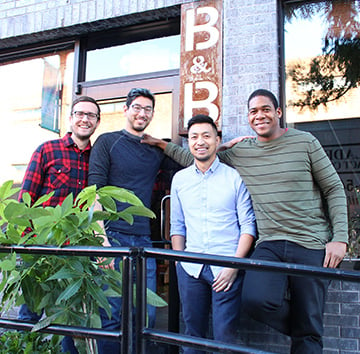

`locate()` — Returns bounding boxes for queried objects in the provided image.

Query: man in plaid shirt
[18,95,101,354]
[19,96,100,206]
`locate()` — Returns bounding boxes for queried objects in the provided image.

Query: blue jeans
[242,240,328,354]
[97,231,157,354]
[19,304,78,353]
[177,263,243,354]
[18,304,42,322]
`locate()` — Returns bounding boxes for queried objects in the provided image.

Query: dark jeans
[242,240,328,354]
[177,263,243,354]
[97,230,157,354]
[18,304,78,353]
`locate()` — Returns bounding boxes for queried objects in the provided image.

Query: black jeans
[242,240,328,354]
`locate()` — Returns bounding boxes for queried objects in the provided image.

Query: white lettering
[185,7,220,52]
[184,81,219,124]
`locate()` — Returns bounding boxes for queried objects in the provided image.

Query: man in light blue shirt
[170,114,257,353]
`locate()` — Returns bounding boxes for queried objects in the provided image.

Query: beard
[72,128,95,142]
[133,125,147,132]
[194,154,212,162]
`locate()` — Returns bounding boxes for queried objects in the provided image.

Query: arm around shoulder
[141,134,169,150]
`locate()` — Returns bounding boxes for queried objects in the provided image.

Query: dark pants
[97,231,157,354]
[18,304,78,353]
[177,263,243,354]
[242,240,328,354]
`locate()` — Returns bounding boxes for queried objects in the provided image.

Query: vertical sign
[179,0,223,135]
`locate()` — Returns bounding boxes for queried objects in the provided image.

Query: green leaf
[46,267,82,281]
[86,279,112,318]
[117,212,134,225]
[88,312,102,329]
[0,253,17,271]
[146,288,167,307]
[98,195,117,212]
[98,186,144,206]
[6,270,21,285]
[26,207,52,219]
[37,292,52,311]
[121,205,156,218]
[67,258,84,273]
[60,193,74,216]
[32,191,55,207]
[32,312,61,332]
[55,278,83,304]
[0,232,21,245]
[103,268,123,282]
[32,215,58,228]
[66,213,80,227]
[75,185,97,208]
[22,192,32,207]
[3,202,31,226]
[0,180,20,200]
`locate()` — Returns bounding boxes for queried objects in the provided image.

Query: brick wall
[324,275,360,353]
[236,263,360,354]
[222,0,279,140]
[0,0,192,39]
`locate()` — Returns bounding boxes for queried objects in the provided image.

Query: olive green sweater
[165,128,348,249]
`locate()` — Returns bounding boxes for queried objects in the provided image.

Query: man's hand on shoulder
[323,241,347,268]
[141,134,168,150]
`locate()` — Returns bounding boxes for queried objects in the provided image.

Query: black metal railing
[0,244,359,353]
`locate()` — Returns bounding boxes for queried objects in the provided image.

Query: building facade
[1,0,360,353]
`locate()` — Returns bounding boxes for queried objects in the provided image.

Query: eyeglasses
[72,111,99,121]
[131,104,153,115]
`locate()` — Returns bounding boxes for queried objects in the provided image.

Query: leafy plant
[0,180,167,353]
[0,330,62,354]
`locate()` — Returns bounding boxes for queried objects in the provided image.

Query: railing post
[135,248,147,354]
[168,260,180,354]
[121,255,133,354]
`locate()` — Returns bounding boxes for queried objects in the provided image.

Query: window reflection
[94,93,173,142]
[0,51,74,184]
[86,35,180,81]
[284,0,360,123]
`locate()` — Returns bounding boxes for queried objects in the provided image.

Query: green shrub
[0,181,166,353]
[0,331,62,354]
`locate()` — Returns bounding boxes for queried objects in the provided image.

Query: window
[76,21,181,144]
[86,35,180,81]
[0,50,74,184]
[283,0,360,219]
[284,0,360,123]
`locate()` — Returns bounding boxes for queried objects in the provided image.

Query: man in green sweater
[142,89,348,353]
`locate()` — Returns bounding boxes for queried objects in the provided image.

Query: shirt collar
[62,132,91,151]
[122,129,143,142]
[193,156,220,174]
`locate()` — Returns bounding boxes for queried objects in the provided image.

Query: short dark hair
[126,88,155,109]
[187,114,218,135]
[71,96,101,118]
[248,89,279,109]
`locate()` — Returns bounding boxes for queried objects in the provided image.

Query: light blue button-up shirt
[170,157,257,278]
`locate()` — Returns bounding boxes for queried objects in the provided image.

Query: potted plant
[0,180,166,353]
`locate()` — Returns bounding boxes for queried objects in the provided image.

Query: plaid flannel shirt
[19,132,91,207]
